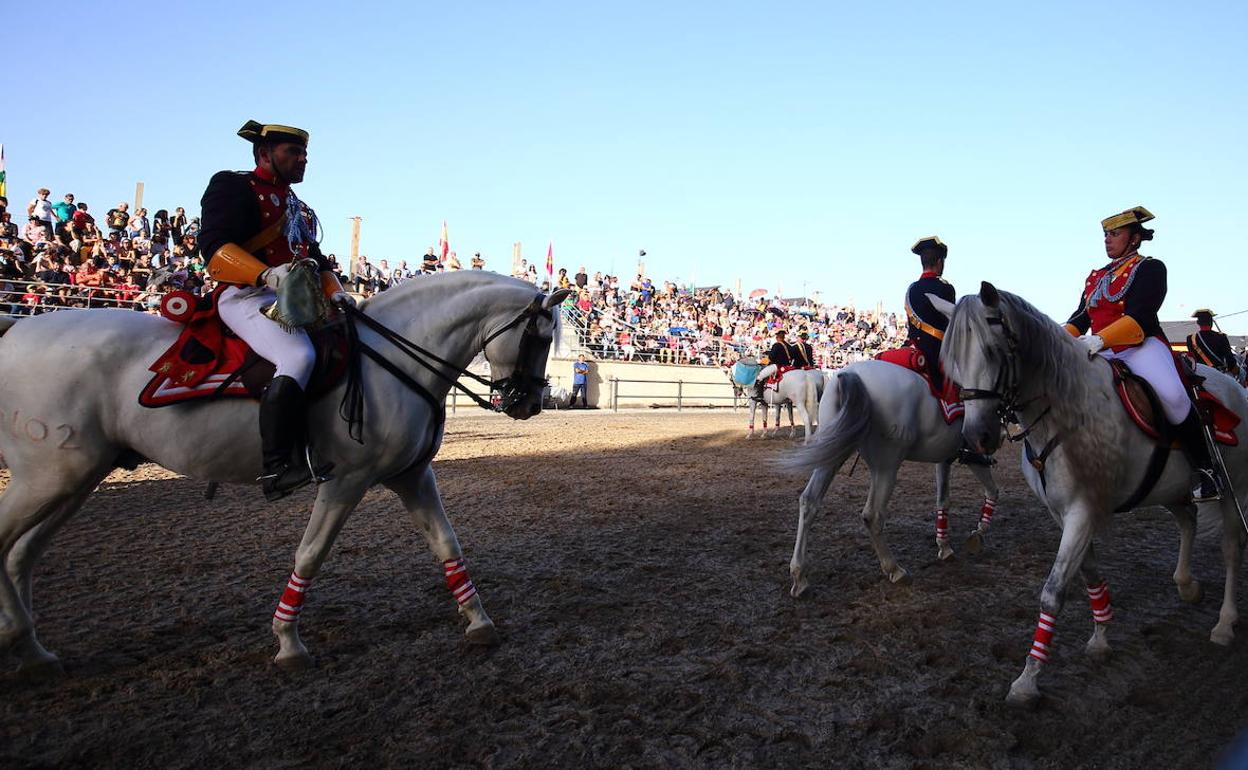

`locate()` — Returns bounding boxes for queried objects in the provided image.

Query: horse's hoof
[16,657,64,682]
[466,620,500,647]
[888,568,912,585]
[273,652,315,673]
[1005,684,1041,708]
[1178,580,1203,604]
[790,577,809,599]
[937,543,956,561]
[1085,642,1112,662]
[966,530,985,555]
[1211,625,1235,647]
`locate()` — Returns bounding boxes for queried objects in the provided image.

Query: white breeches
[217,285,316,389]
[1100,336,1191,424]
[757,364,777,382]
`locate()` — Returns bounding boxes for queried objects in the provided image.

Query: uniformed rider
[199,121,355,501]
[1187,309,1239,378]
[792,330,816,369]
[905,236,956,392]
[755,329,793,401]
[1065,206,1219,502]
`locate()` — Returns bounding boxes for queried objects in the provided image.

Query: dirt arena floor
[3,409,1248,769]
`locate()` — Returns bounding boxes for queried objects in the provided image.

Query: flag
[439,221,449,263]
[512,241,522,275]
[0,145,6,199]
[545,241,554,284]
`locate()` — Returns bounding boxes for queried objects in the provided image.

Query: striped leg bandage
[935,508,949,542]
[1029,611,1056,663]
[979,498,997,527]
[1087,580,1113,624]
[444,557,478,606]
[274,571,312,623]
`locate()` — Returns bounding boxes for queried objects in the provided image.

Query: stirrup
[1192,469,1222,503]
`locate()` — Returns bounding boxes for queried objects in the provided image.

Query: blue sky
[4,1,1246,329]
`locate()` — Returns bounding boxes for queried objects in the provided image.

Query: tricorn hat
[237,120,309,147]
[1101,206,1153,232]
[911,236,948,259]
[1192,308,1215,324]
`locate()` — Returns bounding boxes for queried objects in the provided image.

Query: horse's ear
[926,293,955,321]
[543,289,573,309]
[979,281,1000,309]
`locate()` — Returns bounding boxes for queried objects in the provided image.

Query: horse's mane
[944,289,1124,504]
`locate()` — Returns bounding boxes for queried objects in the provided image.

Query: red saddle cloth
[140,289,349,408]
[1110,355,1240,446]
[766,364,796,386]
[875,345,964,424]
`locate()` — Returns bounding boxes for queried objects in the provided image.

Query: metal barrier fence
[607,377,740,412]
[0,277,159,315]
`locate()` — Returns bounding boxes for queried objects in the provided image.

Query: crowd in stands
[515,261,907,368]
[0,187,904,368]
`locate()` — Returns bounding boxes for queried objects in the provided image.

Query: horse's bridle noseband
[479,296,556,412]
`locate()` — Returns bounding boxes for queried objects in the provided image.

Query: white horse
[0,271,572,675]
[787,359,1001,596]
[727,361,823,442]
[942,282,1248,706]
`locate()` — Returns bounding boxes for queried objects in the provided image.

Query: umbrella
[748,289,767,299]
[768,307,787,318]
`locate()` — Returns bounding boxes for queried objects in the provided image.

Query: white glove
[260,263,293,291]
[331,290,357,308]
[1079,335,1106,358]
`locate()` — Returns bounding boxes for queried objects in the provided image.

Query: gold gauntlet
[207,243,269,286]
[1096,315,1146,348]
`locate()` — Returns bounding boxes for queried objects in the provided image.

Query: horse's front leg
[791,468,833,598]
[934,461,954,561]
[1165,503,1203,604]
[1078,545,1114,661]
[271,480,368,671]
[1211,498,1245,645]
[386,465,499,646]
[746,400,758,439]
[966,463,1000,554]
[1008,505,1096,707]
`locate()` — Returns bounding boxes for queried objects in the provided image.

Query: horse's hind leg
[1165,502,1203,604]
[934,462,954,561]
[0,480,96,674]
[790,467,834,598]
[1211,500,1245,646]
[386,464,499,646]
[863,457,909,584]
[270,480,367,671]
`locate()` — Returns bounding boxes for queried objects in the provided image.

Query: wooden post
[134,181,144,212]
[349,217,361,278]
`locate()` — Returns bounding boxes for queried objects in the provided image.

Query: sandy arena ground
[2,409,1247,768]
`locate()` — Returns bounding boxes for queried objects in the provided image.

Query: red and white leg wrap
[1029,611,1056,663]
[1087,580,1113,624]
[979,498,997,528]
[273,571,312,624]
[444,557,478,606]
[935,508,949,542]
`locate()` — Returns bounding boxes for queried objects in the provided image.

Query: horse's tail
[803,372,820,431]
[785,370,870,474]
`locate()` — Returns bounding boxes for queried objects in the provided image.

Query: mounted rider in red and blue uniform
[906,236,956,394]
[199,120,356,502]
[1187,309,1239,379]
[1065,205,1220,502]
[754,329,794,401]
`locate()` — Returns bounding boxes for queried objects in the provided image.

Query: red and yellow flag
[439,221,449,263]
[545,241,554,283]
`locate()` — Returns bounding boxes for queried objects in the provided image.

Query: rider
[905,236,955,393]
[792,330,817,369]
[1187,309,1239,378]
[199,120,355,501]
[1065,206,1219,502]
[755,329,793,401]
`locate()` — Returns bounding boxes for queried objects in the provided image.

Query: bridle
[337,294,556,440]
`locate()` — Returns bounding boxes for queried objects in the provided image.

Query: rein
[335,295,553,443]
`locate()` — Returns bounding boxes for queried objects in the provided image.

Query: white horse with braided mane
[787,357,1001,596]
[942,282,1248,706]
[0,271,572,676]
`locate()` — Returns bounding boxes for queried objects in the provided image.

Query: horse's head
[482,288,573,419]
[940,281,1017,454]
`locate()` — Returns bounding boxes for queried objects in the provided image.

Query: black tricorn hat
[1193,308,1215,324]
[911,236,948,259]
[237,120,309,147]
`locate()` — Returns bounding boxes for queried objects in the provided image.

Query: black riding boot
[1176,408,1221,503]
[754,380,766,403]
[957,439,997,467]
[259,376,333,502]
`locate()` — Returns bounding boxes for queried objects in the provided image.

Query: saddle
[875,345,964,424]
[766,364,796,387]
[139,288,350,408]
[1110,355,1239,446]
